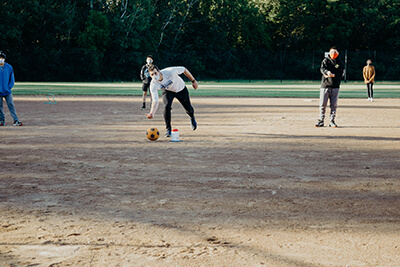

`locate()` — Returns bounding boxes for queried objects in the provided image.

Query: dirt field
[1,95,399,267]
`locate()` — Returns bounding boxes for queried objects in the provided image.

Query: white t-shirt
[149,66,186,103]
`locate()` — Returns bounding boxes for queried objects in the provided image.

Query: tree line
[0,0,399,82]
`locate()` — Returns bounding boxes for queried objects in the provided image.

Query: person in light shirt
[146,65,198,137]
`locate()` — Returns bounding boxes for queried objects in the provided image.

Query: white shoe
[370,98,374,102]
[367,98,371,101]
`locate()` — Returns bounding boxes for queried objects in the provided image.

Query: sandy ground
[0,95,399,267]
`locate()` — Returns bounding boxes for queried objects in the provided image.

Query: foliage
[0,0,399,81]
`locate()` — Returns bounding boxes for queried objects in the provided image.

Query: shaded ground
[1,96,399,266]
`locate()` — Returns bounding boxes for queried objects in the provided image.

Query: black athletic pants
[162,87,194,131]
[367,83,373,98]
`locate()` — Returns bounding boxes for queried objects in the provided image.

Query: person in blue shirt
[0,52,23,126]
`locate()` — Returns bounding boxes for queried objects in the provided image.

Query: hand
[192,80,198,90]
[325,71,335,78]
[146,113,153,119]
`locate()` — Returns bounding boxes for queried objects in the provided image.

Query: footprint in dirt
[206,236,230,245]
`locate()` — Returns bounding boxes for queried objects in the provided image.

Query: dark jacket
[320,56,345,88]
[140,64,152,84]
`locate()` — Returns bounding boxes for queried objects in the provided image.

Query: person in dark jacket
[315,46,345,128]
[0,52,22,126]
[140,55,153,110]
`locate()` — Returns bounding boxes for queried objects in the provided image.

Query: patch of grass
[12,81,400,98]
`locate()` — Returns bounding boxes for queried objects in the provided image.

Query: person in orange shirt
[363,59,375,102]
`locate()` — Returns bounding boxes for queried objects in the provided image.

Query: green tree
[78,10,110,52]
[78,9,111,80]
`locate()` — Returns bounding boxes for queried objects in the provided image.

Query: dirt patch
[1,95,399,266]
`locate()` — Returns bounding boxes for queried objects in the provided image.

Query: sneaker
[0,122,4,126]
[315,120,324,127]
[165,129,171,137]
[367,98,370,101]
[329,121,338,128]
[13,121,23,126]
[370,98,374,102]
[141,103,146,110]
[191,117,197,131]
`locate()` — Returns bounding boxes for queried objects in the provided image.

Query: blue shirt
[0,63,15,96]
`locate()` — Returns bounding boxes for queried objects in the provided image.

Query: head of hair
[0,51,6,59]
[329,46,338,52]
[148,64,159,72]
[147,55,153,59]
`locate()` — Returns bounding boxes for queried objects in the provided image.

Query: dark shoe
[13,121,23,126]
[165,129,171,137]
[191,117,197,131]
[141,103,146,110]
[315,120,324,127]
[329,121,338,128]
[0,122,4,126]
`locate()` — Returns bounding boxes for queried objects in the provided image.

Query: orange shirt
[363,65,375,84]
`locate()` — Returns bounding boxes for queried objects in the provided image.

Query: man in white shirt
[145,65,198,137]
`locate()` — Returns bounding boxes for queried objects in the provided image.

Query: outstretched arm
[145,86,159,119]
[183,68,198,89]
[146,100,159,119]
